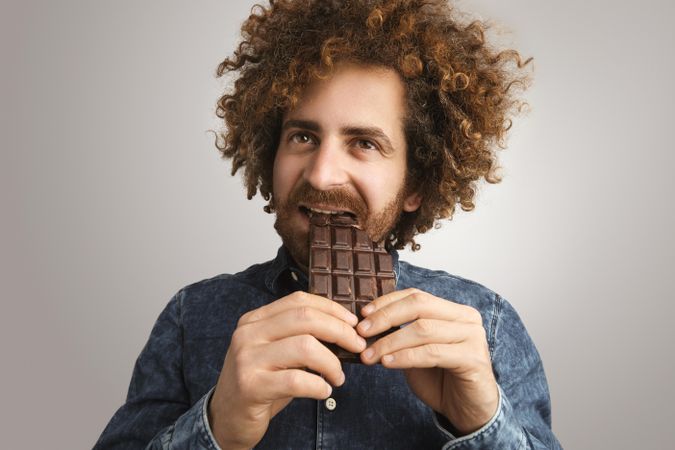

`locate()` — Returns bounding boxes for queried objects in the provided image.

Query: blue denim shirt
[95,246,562,449]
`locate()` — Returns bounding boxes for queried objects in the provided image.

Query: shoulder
[397,259,533,357]
[397,259,513,345]
[398,259,501,310]
[166,258,277,329]
[179,259,273,299]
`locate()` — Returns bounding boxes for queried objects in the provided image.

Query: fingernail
[383,354,394,364]
[325,383,333,397]
[346,312,358,325]
[357,336,367,349]
[361,304,373,315]
[359,320,371,332]
[363,348,374,360]
[338,372,345,385]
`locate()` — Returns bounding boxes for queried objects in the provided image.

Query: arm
[95,290,364,449]
[434,294,562,450]
[93,290,219,449]
[357,289,563,449]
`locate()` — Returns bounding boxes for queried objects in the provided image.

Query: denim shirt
[95,246,562,449]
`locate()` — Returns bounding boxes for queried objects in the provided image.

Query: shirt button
[290,271,299,282]
[324,397,337,411]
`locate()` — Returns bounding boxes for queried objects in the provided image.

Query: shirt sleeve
[93,290,220,449]
[432,294,563,450]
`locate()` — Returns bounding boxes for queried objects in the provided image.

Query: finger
[360,319,480,365]
[250,306,366,354]
[255,335,345,387]
[359,288,416,316]
[358,290,483,337]
[239,291,358,327]
[259,368,334,401]
[378,343,470,369]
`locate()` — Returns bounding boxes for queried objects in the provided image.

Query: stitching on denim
[519,428,529,449]
[488,293,502,359]
[316,399,323,450]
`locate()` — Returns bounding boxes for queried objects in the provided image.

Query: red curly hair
[214,0,532,250]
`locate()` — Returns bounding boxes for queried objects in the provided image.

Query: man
[96,0,562,448]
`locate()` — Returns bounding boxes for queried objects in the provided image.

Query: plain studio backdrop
[1,0,673,448]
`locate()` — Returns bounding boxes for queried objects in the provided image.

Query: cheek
[356,164,406,209]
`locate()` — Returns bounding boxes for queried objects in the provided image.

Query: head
[214,0,531,261]
[272,63,422,268]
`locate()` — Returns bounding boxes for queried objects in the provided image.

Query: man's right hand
[207,291,366,450]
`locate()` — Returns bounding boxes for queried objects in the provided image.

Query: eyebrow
[281,119,396,155]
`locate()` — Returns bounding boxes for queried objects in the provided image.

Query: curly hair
[214,0,532,251]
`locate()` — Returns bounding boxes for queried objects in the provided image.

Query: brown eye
[290,132,314,144]
[355,139,377,151]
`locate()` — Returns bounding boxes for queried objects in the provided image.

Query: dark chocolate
[308,213,396,363]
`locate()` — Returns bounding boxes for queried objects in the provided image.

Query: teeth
[307,207,349,215]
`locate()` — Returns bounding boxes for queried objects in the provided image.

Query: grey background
[1,0,673,448]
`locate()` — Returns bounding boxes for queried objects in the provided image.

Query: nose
[303,138,349,190]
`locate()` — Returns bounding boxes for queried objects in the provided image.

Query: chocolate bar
[308,213,397,363]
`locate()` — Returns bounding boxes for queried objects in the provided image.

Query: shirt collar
[264,246,304,294]
[264,244,401,296]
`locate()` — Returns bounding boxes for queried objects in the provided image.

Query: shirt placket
[315,376,344,450]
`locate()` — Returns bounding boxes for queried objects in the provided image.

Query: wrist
[208,388,249,450]
[444,383,500,435]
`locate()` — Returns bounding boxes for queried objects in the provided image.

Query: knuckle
[230,327,248,349]
[409,291,423,304]
[233,347,252,370]
[399,347,415,363]
[426,343,441,359]
[378,306,393,326]
[284,370,302,392]
[414,319,435,337]
[236,370,249,389]
[284,291,306,307]
[295,291,310,302]
[295,305,313,321]
[406,287,422,296]
[233,361,254,393]
[237,309,258,326]
[297,334,316,356]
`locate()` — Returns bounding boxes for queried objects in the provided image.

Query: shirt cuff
[202,386,222,449]
[432,384,527,450]
[152,386,221,449]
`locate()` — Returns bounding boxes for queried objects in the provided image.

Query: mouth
[298,205,357,219]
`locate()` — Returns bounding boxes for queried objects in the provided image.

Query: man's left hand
[357,288,499,435]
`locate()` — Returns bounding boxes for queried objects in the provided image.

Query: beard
[273,181,407,270]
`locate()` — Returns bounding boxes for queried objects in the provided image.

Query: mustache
[288,182,367,218]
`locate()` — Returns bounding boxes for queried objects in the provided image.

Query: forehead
[283,64,408,140]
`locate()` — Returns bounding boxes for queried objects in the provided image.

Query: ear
[402,192,422,212]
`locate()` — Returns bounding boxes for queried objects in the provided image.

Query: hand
[357,288,499,435]
[208,291,367,450]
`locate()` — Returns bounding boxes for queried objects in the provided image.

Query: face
[272,63,422,270]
